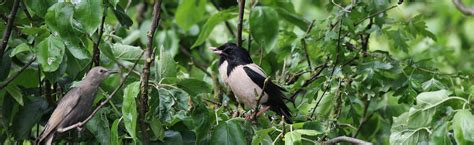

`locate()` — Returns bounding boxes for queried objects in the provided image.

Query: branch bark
[453,0,474,16]
[0,0,21,65]
[58,51,144,133]
[138,0,162,144]
[0,56,36,90]
[324,136,372,145]
[237,0,245,47]
[92,4,108,66]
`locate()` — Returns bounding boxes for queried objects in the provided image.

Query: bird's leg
[245,106,270,121]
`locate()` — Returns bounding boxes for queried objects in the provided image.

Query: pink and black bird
[210,43,292,123]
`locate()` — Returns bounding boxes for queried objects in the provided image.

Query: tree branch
[237,0,245,47]
[92,4,108,66]
[0,0,21,65]
[0,56,36,90]
[289,63,327,101]
[57,51,144,133]
[324,136,372,145]
[138,0,162,144]
[453,0,474,16]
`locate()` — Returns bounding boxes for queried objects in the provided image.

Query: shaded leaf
[192,8,238,48]
[74,0,103,35]
[122,82,140,142]
[36,35,65,72]
[453,110,474,144]
[175,0,206,31]
[210,119,247,145]
[250,6,279,52]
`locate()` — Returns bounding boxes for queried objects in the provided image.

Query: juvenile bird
[210,43,292,123]
[37,67,116,145]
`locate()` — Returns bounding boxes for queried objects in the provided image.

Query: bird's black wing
[243,66,292,123]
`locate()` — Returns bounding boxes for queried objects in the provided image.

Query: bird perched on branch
[210,43,292,123]
[37,67,116,145]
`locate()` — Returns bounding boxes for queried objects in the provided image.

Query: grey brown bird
[210,43,292,123]
[37,66,116,145]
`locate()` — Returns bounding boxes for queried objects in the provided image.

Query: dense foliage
[0,0,473,144]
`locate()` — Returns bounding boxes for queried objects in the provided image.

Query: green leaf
[36,35,65,72]
[250,6,279,52]
[5,85,23,106]
[24,0,56,17]
[149,118,164,141]
[154,88,191,123]
[175,0,206,31]
[74,0,103,35]
[389,128,430,145]
[192,8,238,48]
[211,119,247,145]
[12,98,48,140]
[110,118,122,145]
[9,43,31,57]
[293,129,321,136]
[85,108,110,145]
[45,2,89,60]
[284,131,302,145]
[112,5,133,28]
[415,89,450,108]
[157,48,177,80]
[432,121,451,145]
[421,78,445,91]
[122,82,140,142]
[177,79,210,96]
[111,43,144,61]
[453,110,474,144]
[251,128,274,145]
[274,7,308,30]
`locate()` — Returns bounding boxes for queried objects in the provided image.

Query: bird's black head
[209,42,253,65]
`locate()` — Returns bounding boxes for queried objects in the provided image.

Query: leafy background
[0,0,473,144]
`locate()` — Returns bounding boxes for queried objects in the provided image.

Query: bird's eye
[100,69,105,73]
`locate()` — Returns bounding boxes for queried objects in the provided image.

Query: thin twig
[237,0,245,47]
[353,99,372,138]
[0,56,36,90]
[57,51,144,133]
[92,4,108,66]
[290,63,327,101]
[138,1,162,144]
[324,136,372,145]
[302,20,316,71]
[253,77,271,121]
[453,0,474,16]
[0,0,21,65]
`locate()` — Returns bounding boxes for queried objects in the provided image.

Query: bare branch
[138,0,163,144]
[0,0,21,65]
[237,0,245,47]
[92,4,108,66]
[453,0,474,16]
[324,136,372,145]
[0,56,36,90]
[57,51,144,133]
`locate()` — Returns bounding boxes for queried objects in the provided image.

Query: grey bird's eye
[100,69,106,73]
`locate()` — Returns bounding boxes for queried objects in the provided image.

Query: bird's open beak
[108,71,118,74]
[209,47,223,55]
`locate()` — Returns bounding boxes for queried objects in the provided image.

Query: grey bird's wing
[38,87,83,143]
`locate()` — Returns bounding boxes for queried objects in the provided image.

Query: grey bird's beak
[108,70,118,75]
[209,47,223,55]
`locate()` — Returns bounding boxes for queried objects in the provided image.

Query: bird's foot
[244,113,257,124]
[77,126,83,132]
